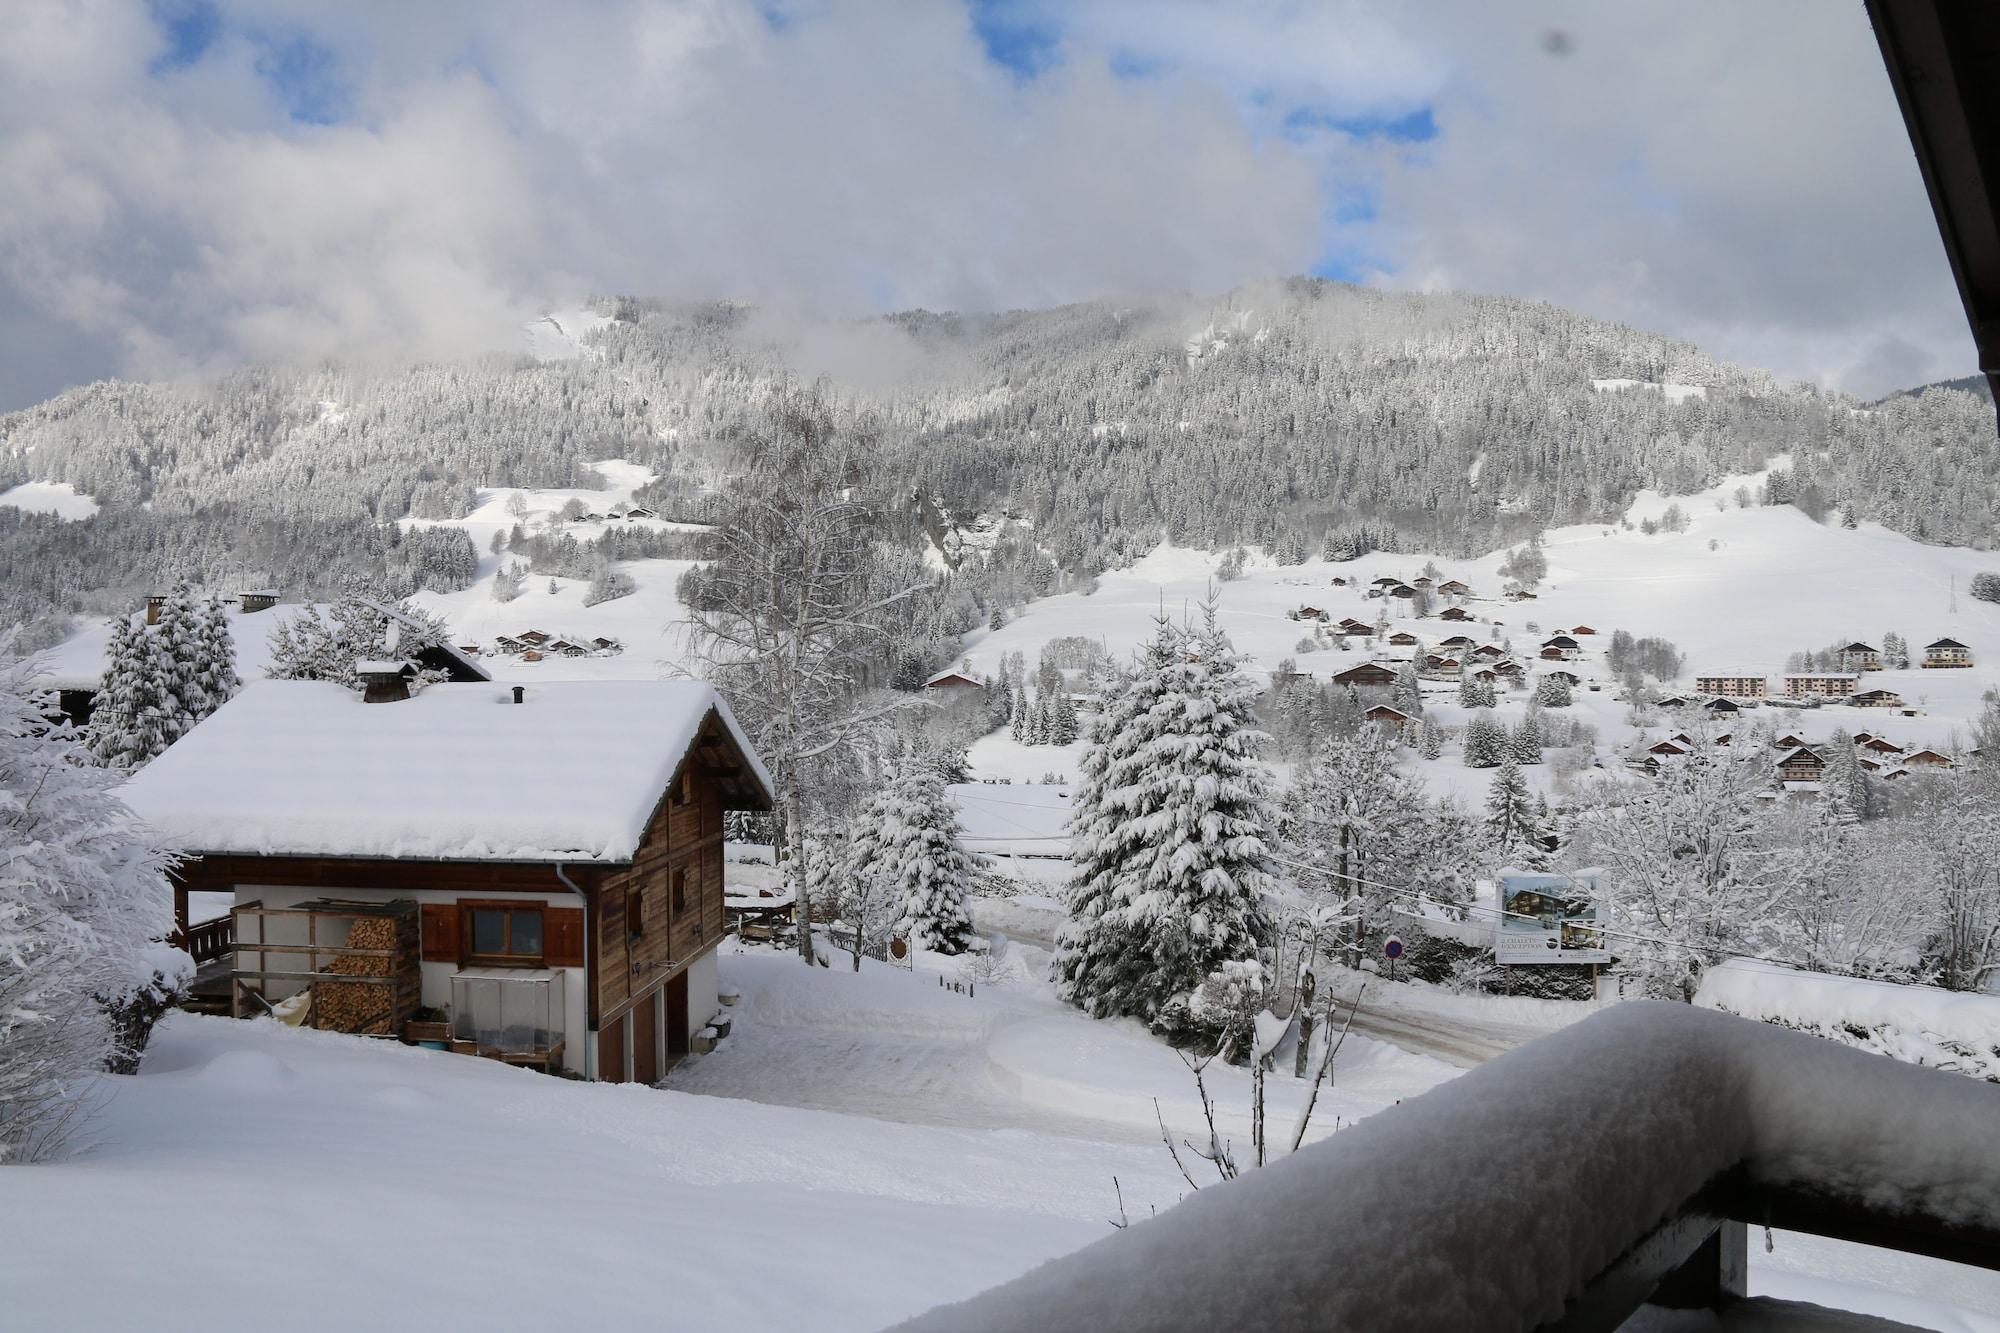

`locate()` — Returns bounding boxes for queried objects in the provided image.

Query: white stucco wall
[230,885,590,1072]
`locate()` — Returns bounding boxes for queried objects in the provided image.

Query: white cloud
[0,0,1328,407]
[0,0,1974,407]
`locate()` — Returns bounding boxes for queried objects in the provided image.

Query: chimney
[356,660,416,704]
[511,686,525,704]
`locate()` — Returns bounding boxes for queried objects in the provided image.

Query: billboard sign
[1493,871,1609,964]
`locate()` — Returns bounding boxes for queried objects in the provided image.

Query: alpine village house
[121,674,773,1083]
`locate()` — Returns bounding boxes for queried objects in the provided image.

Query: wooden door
[666,970,690,1057]
[633,989,658,1085]
[597,1015,626,1084]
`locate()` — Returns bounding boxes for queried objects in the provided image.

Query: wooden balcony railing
[896,1002,2000,1332]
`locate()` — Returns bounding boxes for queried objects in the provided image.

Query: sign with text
[1494,872,1609,964]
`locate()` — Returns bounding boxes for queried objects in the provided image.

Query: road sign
[1382,935,1405,961]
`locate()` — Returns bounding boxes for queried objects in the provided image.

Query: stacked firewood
[315,916,402,1035]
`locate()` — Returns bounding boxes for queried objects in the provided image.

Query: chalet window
[467,906,544,964]
[627,889,645,938]
[672,867,689,917]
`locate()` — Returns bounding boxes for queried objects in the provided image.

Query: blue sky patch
[968,0,1060,80]
[147,0,221,73]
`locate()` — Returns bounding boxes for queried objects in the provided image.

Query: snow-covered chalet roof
[120,679,772,863]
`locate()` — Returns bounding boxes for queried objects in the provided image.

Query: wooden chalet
[625,505,659,520]
[1903,748,1955,769]
[1387,631,1420,647]
[1571,625,1597,636]
[1544,669,1581,686]
[1923,638,1974,668]
[1296,606,1326,622]
[1859,736,1905,755]
[1338,618,1373,635]
[1507,589,1538,602]
[1388,584,1417,600]
[1492,660,1524,678]
[1329,576,1349,587]
[1539,646,1568,661]
[1330,662,1398,688]
[1364,704,1413,731]
[1774,733,1809,750]
[1473,644,1506,660]
[1704,697,1742,714]
[1835,642,1883,672]
[1850,688,1903,709]
[1541,635,1580,659]
[1647,739,1690,757]
[1440,606,1472,622]
[1437,580,1472,597]
[1775,747,1826,782]
[1655,695,1690,709]
[1437,635,1477,651]
[517,630,552,646]
[236,588,281,614]
[922,669,985,691]
[124,680,773,1084]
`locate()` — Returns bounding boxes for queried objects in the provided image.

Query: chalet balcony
[898,1003,2000,1331]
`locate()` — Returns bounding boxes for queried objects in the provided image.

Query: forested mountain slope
[3,279,1995,642]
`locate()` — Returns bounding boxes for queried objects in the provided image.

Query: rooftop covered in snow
[120,679,771,863]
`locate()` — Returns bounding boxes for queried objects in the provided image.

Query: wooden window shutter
[546,907,585,967]
[420,903,460,963]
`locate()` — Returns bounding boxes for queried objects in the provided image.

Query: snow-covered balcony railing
[899,1003,2000,1333]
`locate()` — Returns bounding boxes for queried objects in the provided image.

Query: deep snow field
[6,929,1998,1330]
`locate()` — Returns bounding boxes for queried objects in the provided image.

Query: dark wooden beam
[1868,0,2000,406]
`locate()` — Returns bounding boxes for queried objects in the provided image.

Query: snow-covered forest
[5,281,1999,649]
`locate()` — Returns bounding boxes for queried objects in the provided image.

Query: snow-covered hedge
[1697,959,2000,1083]
[896,1002,2000,1331]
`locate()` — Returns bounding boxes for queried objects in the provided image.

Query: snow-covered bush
[581,560,636,607]
[1,655,188,1162]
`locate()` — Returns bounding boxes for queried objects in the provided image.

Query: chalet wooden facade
[1775,747,1826,783]
[125,679,772,1085]
[1331,662,1398,688]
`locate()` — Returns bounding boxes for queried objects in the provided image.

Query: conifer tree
[193,596,240,718]
[150,584,203,743]
[844,757,978,954]
[90,617,171,769]
[1056,606,1274,1027]
[1009,685,1029,742]
[1393,662,1423,717]
[1535,673,1573,708]
[1485,756,1549,868]
[1462,712,1505,768]
[1049,691,1080,745]
[1511,712,1545,764]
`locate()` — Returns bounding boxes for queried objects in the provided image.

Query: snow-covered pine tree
[193,596,240,720]
[1820,731,1871,823]
[150,583,203,744]
[1535,673,1572,708]
[1485,756,1549,869]
[1510,712,1544,764]
[1049,691,1080,745]
[1462,712,1505,767]
[1458,668,1481,708]
[2,653,187,1161]
[1418,718,1443,760]
[1393,662,1423,717]
[1009,685,1028,742]
[843,757,978,955]
[1056,605,1275,1029]
[268,582,451,688]
[89,616,172,769]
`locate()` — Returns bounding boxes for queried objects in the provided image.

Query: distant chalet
[1923,638,1974,668]
[121,679,772,1084]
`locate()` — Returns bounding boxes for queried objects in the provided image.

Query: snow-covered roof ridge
[120,679,771,863]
